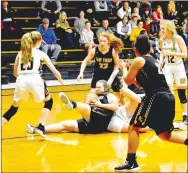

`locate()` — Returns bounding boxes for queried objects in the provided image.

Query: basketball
[85,93,99,104]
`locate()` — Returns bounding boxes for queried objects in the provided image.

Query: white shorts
[13,74,48,103]
[163,62,187,87]
[107,106,131,133]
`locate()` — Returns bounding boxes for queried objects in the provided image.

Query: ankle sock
[70,99,77,108]
[127,153,136,161]
[38,123,44,130]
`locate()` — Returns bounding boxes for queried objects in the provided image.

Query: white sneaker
[173,122,187,131]
[59,92,73,110]
[27,124,36,134]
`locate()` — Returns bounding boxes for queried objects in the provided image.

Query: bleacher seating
[1,1,187,85]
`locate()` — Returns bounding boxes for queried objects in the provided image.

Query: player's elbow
[124,77,133,85]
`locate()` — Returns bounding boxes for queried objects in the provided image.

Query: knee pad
[44,98,53,111]
[177,89,187,104]
[3,105,18,121]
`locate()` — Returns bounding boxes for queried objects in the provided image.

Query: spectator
[1,1,24,38]
[152,5,163,22]
[40,1,62,25]
[143,17,151,35]
[133,7,141,19]
[74,10,88,47]
[55,11,75,49]
[151,5,163,35]
[117,2,131,20]
[140,1,152,19]
[79,21,96,53]
[94,1,109,22]
[96,19,113,37]
[38,18,61,62]
[128,13,140,30]
[142,7,152,23]
[163,3,178,23]
[130,20,145,43]
[115,15,132,46]
[74,10,88,35]
[78,1,100,26]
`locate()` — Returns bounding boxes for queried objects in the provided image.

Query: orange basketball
[85,93,99,104]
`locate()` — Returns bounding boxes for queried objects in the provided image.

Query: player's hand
[162,50,171,56]
[51,44,55,51]
[89,100,101,107]
[77,73,83,81]
[58,78,64,85]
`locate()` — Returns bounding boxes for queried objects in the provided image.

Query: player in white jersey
[2,31,64,136]
[159,20,188,124]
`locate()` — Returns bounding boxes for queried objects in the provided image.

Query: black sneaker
[35,123,46,137]
[183,115,188,125]
[114,160,140,172]
[59,92,73,110]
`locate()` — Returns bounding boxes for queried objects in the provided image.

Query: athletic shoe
[35,123,46,137]
[59,92,73,110]
[27,124,36,134]
[173,122,187,131]
[114,160,140,172]
[183,115,188,125]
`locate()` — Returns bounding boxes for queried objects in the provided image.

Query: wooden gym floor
[1,84,187,172]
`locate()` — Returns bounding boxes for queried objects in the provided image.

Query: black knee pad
[177,89,187,104]
[44,98,53,111]
[3,105,18,121]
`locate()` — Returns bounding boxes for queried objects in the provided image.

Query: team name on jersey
[96,57,112,63]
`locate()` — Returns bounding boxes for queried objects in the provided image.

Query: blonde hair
[161,19,177,35]
[21,31,42,64]
[160,20,177,51]
[59,11,67,22]
[98,33,124,53]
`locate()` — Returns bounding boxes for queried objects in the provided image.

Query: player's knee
[177,89,187,104]
[158,127,173,141]
[3,105,19,121]
[44,97,53,111]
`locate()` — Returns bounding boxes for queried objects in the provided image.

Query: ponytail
[21,33,33,64]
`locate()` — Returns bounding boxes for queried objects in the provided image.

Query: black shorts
[91,74,109,89]
[91,71,124,92]
[77,107,112,134]
[130,92,175,135]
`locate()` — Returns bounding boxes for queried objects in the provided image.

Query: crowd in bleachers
[1,1,188,62]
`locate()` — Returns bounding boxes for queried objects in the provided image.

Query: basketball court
[1,81,187,172]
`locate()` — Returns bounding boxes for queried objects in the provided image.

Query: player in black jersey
[115,34,188,172]
[77,32,124,93]
[28,80,119,135]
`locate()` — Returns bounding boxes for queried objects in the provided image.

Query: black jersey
[93,46,114,78]
[136,55,170,94]
[92,93,114,117]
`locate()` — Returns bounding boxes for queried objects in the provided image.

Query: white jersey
[18,48,44,75]
[13,48,49,103]
[162,39,183,65]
